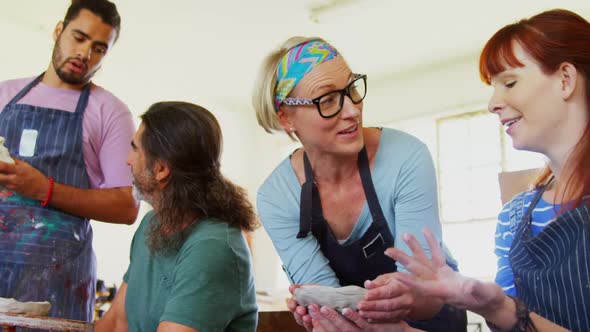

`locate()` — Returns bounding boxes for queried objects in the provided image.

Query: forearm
[95,282,129,332]
[407,294,444,320]
[157,321,199,332]
[46,182,138,224]
[258,207,340,286]
[479,295,570,332]
[281,246,340,286]
[529,313,571,332]
[94,316,129,332]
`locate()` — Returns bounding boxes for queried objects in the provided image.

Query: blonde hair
[252,36,328,141]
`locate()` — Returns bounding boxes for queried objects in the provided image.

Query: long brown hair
[140,101,258,253]
[479,9,590,210]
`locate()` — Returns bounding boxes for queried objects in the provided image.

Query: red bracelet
[41,177,54,207]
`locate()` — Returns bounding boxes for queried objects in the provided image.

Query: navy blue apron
[509,181,590,331]
[0,74,96,329]
[298,146,467,332]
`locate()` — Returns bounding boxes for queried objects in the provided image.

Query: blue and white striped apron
[509,184,590,331]
[0,74,95,328]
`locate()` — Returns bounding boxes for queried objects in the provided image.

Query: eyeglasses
[282,73,367,118]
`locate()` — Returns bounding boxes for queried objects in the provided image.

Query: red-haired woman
[309,8,590,332]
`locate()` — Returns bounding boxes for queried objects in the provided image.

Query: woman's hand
[391,229,574,332]
[356,273,413,321]
[358,232,448,322]
[308,304,420,332]
[387,229,505,314]
[288,284,313,331]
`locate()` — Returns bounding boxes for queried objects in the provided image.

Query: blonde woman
[252,37,466,331]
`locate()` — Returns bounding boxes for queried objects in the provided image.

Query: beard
[51,36,97,85]
[132,184,146,202]
[132,168,158,206]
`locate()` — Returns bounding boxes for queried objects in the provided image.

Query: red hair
[480,9,590,210]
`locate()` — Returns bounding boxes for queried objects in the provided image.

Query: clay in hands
[0,137,14,164]
[294,285,367,312]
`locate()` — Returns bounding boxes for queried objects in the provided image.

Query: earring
[289,127,295,133]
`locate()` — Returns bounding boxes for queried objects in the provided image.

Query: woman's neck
[542,102,588,201]
[305,149,359,185]
[545,149,583,204]
[300,127,380,185]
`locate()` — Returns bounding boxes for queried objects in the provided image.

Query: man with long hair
[95,101,258,332]
[0,0,137,323]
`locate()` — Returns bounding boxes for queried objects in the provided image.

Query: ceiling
[2,0,589,116]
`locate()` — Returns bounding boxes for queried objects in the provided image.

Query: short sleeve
[95,107,135,189]
[494,194,525,297]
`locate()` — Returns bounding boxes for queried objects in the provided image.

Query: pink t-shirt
[0,77,135,189]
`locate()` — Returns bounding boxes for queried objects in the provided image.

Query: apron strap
[297,146,386,238]
[74,82,92,115]
[7,74,44,106]
[6,73,91,115]
[358,145,386,223]
[522,176,554,224]
[297,152,315,238]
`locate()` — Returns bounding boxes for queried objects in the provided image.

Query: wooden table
[257,311,306,332]
[0,312,93,331]
[0,310,303,331]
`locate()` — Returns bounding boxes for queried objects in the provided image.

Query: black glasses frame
[282,73,368,118]
[312,73,367,118]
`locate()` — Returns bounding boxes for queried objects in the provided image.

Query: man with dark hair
[95,101,258,332]
[63,0,121,42]
[0,0,137,324]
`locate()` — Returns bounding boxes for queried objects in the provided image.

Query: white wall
[0,16,274,289]
[1,3,588,328]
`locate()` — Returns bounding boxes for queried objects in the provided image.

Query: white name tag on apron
[19,129,38,157]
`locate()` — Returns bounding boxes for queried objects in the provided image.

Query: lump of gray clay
[293,285,367,311]
[0,297,51,316]
[0,137,14,164]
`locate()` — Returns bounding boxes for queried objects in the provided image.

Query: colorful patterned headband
[274,40,339,111]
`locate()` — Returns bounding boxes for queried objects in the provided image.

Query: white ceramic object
[294,285,367,311]
[0,137,14,164]
[0,297,51,316]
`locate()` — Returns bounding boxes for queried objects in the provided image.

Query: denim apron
[509,183,590,331]
[0,74,95,328]
[298,146,467,332]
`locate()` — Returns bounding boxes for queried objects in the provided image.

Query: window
[437,110,545,223]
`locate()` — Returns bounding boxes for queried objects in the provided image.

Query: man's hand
[0,159,49,200]
[0,159,137,224]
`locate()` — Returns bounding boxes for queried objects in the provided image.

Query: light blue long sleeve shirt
[257,128,457,286]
